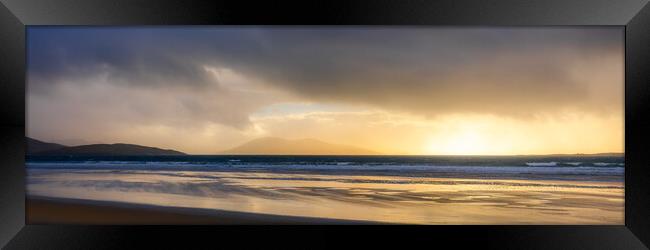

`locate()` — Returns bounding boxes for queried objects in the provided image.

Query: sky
[26,27,624,155]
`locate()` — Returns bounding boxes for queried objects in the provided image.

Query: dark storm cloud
[27,27,623,120]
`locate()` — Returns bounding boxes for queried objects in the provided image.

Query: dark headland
[26,137,186,156]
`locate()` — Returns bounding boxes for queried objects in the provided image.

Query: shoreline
[27,196,386,225]
[26,166,624,183]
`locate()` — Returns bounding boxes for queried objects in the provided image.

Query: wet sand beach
[27,170,624,224]
[27,196,379,224]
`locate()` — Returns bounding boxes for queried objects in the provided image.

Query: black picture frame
[1,0,649,249]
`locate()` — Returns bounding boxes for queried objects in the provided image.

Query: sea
[26,155,624,182]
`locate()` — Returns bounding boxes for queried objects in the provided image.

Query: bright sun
[427,130,488,155]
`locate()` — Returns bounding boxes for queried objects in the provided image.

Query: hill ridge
[221,137,379,155]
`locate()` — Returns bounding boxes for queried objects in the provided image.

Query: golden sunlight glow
[430,130,486,155]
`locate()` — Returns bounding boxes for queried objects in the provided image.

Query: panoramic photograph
[26,27,624,224]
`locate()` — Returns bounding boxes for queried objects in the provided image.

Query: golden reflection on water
[27,170,624,224]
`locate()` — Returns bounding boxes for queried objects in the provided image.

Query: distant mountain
[222,137,379,155]
[27,137,67,154]
[26,137,186,156]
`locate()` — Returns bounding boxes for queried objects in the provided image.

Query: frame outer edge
[626,1,650,248]
[0,0,647,25]
[0,2,25,249]
[0,0,648,249]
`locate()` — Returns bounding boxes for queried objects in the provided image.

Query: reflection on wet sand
[27,169,623,224]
